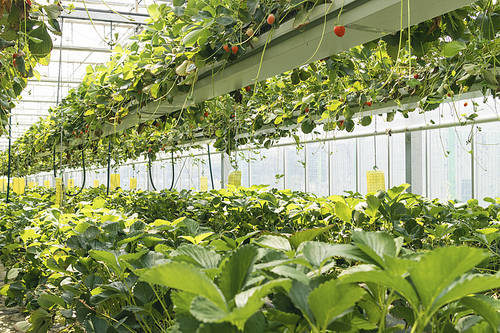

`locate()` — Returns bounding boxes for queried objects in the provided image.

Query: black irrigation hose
[52,145,57,178]
[6,115,12,203]
[207,144,214,190]
[106,140,112,196]
[168,150,175,191]
[66,149,86,197]
[148,154,157,191]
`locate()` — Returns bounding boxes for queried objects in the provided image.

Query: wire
[207,144,214,190]
[66,148,86,197]
[168,150,175,191]
[52,145,57,178]
[148,154,157,191]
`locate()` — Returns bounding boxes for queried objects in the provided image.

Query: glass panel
[306,142,329,196]
[284,146,305,191]
[250,148,283,188]
[330,140,357,195]
[428,127,472,202]
[475,123,500,202]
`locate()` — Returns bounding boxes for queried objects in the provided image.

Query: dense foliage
[1,0,499,176]
[1,185,499,332]
[0,0,60,128]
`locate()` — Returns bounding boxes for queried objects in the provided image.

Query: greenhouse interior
[0,0,499,332]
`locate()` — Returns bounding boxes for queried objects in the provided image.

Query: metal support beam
[61,7,149,25]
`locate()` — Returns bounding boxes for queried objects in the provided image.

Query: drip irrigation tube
[66,149,86,197]
[207,144,214,190]
[148,155,157,191]
[106,140,112,195]
[168,151,175,191]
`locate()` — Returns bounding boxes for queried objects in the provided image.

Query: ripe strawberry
[80,130,84,135]
[85,130,88,134]
[464,102,468,107]
[223,44,230,53]
[72,131,76,136]
[267,14,276,25]
[245,86,251,92]
[161,147,165,151]
[414,73,419,79]
[447,93,452,97]
[246,28,254,38]
[365,101,372,107]
[334,25,345,37]
[230,114,235,119]
[231,45,239,55]
[338,120,345,127]
[26,0,32,6]
[148,147,152,153]
[204,111,209,117]
[304,107,309,113]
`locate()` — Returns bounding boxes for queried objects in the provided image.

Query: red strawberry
[447,93,452,97]
[464,102,468,107]
[223,44,230,53]
[72,131,76,136]
[334,25,345,37]
[161,147,165,151]
[338,120,344,127]
[304,107,309,113]
[148,148,152,153]
[204,111,209,117]
[230,114,235,119]
[267,14,276,25]
[26,0,32,6]
[245,86,251,92]
[365,101,372,107]
[414,73,419,79]
[231,45,239,55]
[85,130,88,134]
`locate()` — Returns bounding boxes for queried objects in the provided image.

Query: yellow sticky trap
[55,178,63,206]
[0,179,5,191]
[110,174,120,191]
[367,170,386,193]
[44,180,51,188]
[67,179,74,189]
[14,178,25,194]
[130,178,137,190]
[200,176,208,191]
[12,178,18,194]
[228,171,242,188]
[93,180,99,187]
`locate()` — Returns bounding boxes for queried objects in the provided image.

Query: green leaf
[308,280,365,331]
[301,241,368,267]
[37,293,65,309]
[339,265,420,310]
[253,235,291,252]
[461,295,500,331]
[351,231,399,268]
[139,262,227,310]
[409,247,489,311]
[89,250,122,275]
[432,273,500,314]
[443,41,466,58]
[365,195,381,217]
[173,244,221,269]
[288,225,333,249]
[218,245,258,301]
[183,28,204,47]
[147,4,161,21]
[28,24,53,58]
[335,201,352,222]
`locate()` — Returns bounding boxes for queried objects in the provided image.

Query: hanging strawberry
[334,25,346,37]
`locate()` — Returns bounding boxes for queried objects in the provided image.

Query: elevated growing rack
[100,0,475,137]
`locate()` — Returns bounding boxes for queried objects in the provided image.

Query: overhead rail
[101,0,475,137]
[61,7,149,25]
